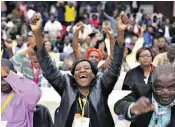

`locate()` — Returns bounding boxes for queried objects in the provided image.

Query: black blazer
[114,83,175,127]
[122,65,153,90]
[35,42,124,127]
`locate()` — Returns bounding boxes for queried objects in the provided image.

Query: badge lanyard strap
[78,92,89,118]
[1,92,14,114]
[153,99,170,127]
[1,49,4,58]
[30,63,40,83]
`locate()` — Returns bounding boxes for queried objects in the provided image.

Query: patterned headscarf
[85,48,103,61]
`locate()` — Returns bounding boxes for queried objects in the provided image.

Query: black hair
[126,47,132,55]
[44,41,54,51]
[71,59,98,76]
[94,40,107,52]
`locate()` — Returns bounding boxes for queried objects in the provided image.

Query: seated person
[1,58,41,127]
[122,47,154,90]
[114,64,175,127]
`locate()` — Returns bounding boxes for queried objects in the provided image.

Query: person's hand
[105,26,113,39]
[75,22,84,32]
[131,97,155,115]
[28,36,36,49]
[4,40,13,49]
[102,20,110,29]
[22,46,32,56]
[29,13,42,32]
[117,11,129,32]
[65,57,73,69]
[1,66,10,76]
[140,25,147,33]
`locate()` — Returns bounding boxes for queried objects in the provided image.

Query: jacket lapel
[171,105,175,123]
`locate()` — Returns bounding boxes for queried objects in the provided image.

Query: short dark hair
[71,59,98,76]
[136,47,153,61]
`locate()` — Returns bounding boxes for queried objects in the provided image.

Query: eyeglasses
[139,54,152,58]
[153,85,175,95]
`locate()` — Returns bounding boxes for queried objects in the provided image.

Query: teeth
[80,75,87,78]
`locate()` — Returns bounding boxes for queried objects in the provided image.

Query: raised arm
[4,40,14,58]
[10,48,30,73]
[72,22,84,59]
[102,26,115,69]
[101,12,129,96]
[29,13,66,95]
[4,70,41,110]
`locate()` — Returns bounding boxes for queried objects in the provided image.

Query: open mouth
[79,74,88,81]
[162,97,170,101]
[34,60,38,63]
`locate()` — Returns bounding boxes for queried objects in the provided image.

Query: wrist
[32,29,42,35]
[109,35,114,40]
[75,31,79,35]
[118,30,125,35]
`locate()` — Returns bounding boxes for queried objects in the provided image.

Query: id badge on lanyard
[72,114,90,127]
[72,94,90,127]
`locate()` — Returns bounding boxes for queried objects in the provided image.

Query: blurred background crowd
[1,1,175,87]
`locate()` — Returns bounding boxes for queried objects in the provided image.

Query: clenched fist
[75,22,84,32]
[131,97,155,115]
[117,11,129,32]
[29,13,42,32]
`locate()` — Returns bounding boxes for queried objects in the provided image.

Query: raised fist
[117,11,129,32]
[131,97,155,115]
[105,27,113,38]
[75,22,84,32]
[4,40,13,49]
[29,13,42,32]
[140,24,147,33]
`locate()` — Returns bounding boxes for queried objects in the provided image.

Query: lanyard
[78,92,89,118]
[30,64,40,84]
[1,49,4,58]
[1,92,14,114]
[153,98,171,126]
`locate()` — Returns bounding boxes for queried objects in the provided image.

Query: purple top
[1,71,42,127]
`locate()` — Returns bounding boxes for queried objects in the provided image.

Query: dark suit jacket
[122,65,154,90]
[114,83,175,127]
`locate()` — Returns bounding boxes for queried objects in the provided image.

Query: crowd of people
[1,1,175,127]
